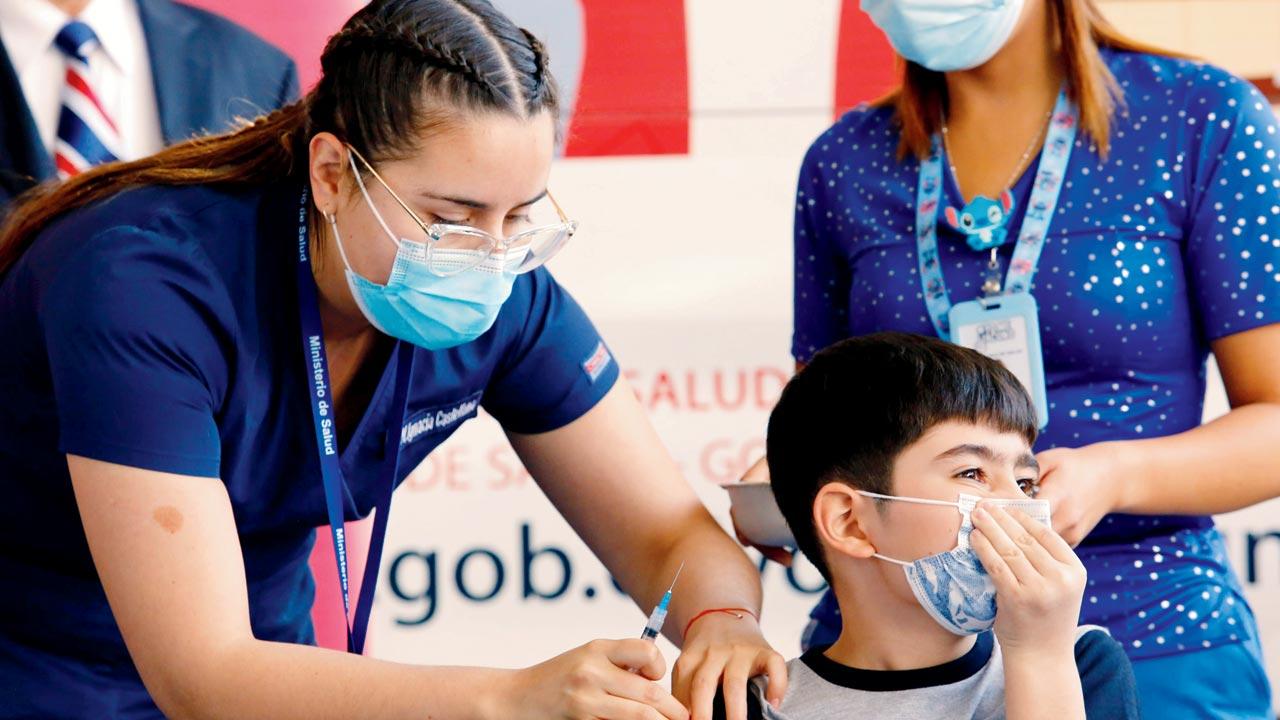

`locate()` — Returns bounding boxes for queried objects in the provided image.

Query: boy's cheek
[901,519,964,560]
[865,521,958,571]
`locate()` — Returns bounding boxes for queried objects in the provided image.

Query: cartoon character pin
[944,190,1015,252]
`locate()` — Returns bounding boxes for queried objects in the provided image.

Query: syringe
[640,561,684,642]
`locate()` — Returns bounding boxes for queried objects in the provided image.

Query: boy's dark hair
[766,332,1038,580]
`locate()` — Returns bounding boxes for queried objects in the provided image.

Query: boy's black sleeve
[711,684,767,720]
[1075,629,1142,719]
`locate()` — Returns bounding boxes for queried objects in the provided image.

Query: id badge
[949,293,1049,429]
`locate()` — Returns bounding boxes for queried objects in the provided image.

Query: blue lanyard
[915,89,1078,340]
[296,188,414,655]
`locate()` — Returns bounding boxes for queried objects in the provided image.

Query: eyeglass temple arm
[346,145,436,237]
[349,143,574,232]
[546,190,570,224]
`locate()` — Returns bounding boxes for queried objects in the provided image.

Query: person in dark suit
[0,0,297,204]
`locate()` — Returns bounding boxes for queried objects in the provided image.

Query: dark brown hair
[0,0,558,276]
[883,0,1188,161]
[766,332,1038,580]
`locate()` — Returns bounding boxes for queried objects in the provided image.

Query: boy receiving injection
[717,333,1140,719]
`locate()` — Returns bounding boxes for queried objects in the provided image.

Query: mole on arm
[152,506,184,534]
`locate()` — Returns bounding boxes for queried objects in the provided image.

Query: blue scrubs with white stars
[793,49,1279,717]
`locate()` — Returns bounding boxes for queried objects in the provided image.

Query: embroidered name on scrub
[307,334,337,456]
[400,392,483,446]
[583,341,612,382]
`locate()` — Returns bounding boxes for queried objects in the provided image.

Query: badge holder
[949,292,1049,430]
[917,88,1076,433]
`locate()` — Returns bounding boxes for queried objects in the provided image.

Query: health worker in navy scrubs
[738,0,1280,717]
[0,2,788,719]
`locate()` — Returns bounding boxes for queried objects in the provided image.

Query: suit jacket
[0,0,299,203]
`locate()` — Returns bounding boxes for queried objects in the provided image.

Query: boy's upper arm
[1075,628,1142,719]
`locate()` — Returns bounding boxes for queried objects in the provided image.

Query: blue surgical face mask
[328,159,524,351]
[859,491,1051,635]
[860,0,1026,72]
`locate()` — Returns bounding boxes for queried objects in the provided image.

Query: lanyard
[296,188,414,655]
[915,89,1078,340]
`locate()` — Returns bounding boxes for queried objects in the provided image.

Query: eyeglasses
[347,144,578,277]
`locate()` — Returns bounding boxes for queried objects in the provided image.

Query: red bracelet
[682,607,759,641]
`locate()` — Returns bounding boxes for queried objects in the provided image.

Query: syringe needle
[666,561,685,594]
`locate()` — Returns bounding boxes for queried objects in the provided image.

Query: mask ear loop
[856,490,963,566]
[326,212,357,273]
[856,490,962,509]
[872,552,911,567]
[347,150,404,251]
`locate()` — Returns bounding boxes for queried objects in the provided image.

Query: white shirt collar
[0,0,65,76]
[80,0,140,74]
[0,0,139,75]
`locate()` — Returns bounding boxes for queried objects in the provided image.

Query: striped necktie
[53,20,121,178]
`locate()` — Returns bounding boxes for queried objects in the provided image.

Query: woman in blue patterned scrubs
[776,0,1280,716]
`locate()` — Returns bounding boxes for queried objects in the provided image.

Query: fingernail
[771,698,782,709]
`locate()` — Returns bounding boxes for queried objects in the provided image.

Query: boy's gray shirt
[718,627,1141,720]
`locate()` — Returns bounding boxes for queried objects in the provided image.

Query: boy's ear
[812,483,878,562]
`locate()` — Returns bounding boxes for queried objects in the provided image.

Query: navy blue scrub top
[0,181,619,717]
[792,49,1280,661]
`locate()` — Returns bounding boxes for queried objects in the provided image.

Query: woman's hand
[672,613,787,720]
[1034,444,1128,546]
[507,383,787,718]
[497,639,689,720]
[730,456,793,566]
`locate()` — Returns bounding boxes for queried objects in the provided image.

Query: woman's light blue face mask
[327,149,571,350]
[860,0,1027,72]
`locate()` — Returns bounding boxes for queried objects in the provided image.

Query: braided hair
[0,0,560,268]
[313,0,558,164]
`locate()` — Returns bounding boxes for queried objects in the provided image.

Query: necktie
[53,20,121,178]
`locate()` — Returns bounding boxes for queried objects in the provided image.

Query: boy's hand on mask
[969,504,1087,655]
